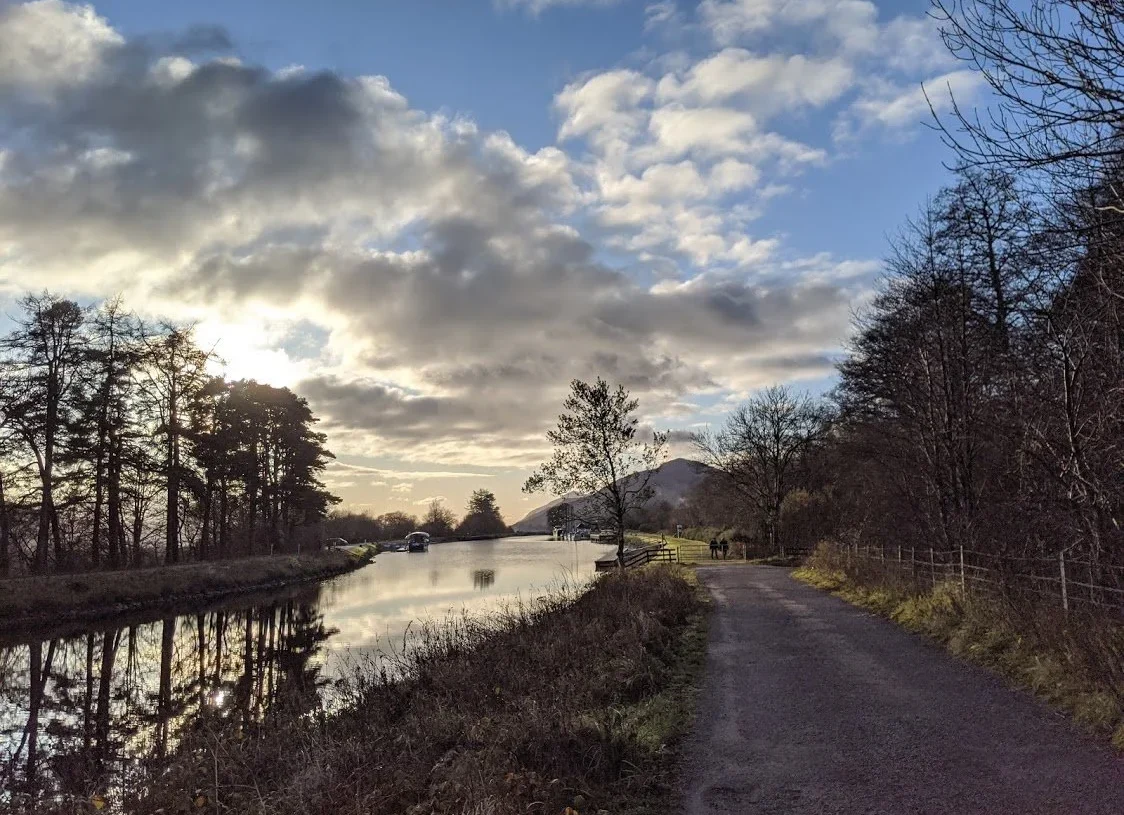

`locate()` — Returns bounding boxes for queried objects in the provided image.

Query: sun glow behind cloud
[0,0,979,516]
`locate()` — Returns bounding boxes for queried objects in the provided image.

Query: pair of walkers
[709,537,729,559]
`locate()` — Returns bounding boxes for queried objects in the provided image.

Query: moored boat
[405,531,430,552]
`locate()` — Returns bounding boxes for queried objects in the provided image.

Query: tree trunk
[156,617,175,759]
[94,629,118,775]
[166,405,180,563]
[0,470,10,577]
[106,436,122,569]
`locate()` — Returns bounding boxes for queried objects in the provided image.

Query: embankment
[116,566,708,815]
[0,546,375,635]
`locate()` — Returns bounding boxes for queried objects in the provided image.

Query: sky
[0,0,979,522]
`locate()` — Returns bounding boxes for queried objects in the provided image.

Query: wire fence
[845,543,1124,614]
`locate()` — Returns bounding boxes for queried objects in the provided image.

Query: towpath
[678,565,1124,814]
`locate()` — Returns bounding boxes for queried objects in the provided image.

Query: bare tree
[420,499,457,537]
[524,377,667,563]
[933,0,1124,212]
[695,385,824,557]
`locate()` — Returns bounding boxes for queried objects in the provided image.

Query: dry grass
[106,566,707,815]
[795,542,1124,749]
[0,547,374,632]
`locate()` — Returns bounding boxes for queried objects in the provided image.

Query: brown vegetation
[115,567,706,815]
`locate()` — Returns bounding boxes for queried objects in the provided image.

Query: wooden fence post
[959,544,966,596]
[1059,550,1069,612]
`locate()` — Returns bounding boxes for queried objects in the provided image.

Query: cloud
[654,49,854,114]
[0,0,122,96]
[414,495,447,506]
[328,461,493,481]
[0,0,880,477]
[495,0,622,13]
[644,1,682,31]
[552,0,975,276]
[836,69,983,140]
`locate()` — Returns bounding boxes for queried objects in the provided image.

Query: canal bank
[0,537,635,809]
[0,545,375,636]
[111,565,708,815]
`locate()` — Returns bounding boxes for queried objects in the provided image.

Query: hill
[513,457,715,533]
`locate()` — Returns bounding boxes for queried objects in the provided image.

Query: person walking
[709,537,719,559]
[721,538,729,560]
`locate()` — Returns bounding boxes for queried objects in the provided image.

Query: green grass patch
[795,560,1124,750]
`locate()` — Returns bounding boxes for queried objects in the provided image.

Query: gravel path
[678,565,1124,814]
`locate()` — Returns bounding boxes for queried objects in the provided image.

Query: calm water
[0,536,616,809]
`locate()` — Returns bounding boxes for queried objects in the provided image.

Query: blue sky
[91,0,958,260]
[0,0,981,519]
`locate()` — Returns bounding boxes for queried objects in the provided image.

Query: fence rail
[595,544,678,571]
[845,543,1124,614]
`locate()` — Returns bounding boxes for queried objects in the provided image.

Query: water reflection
[1,599,331,811]
[472,569,496,590]
[0,537,614,810]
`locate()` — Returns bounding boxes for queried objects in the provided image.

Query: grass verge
[630,532,804,567]
[793,545,1124,749]
[0,545,375,634]
[112,565,708,815]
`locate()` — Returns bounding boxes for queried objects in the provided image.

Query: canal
[0,536,616,808]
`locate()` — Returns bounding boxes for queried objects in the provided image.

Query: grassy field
[794,545,1124,750]
[107,566,709,815]
[0,545,375,633]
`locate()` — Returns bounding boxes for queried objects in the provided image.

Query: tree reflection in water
[0,591,334,812]
[472,569,496,590]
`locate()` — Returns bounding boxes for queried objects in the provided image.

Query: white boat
[405,531,430,552]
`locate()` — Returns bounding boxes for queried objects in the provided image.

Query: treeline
[321,488,510,542]
[693,169,1124,570]
[0,293,336,576]
[690,0,1124,581]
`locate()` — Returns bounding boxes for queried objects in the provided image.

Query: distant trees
[421,500,457,537]
[377,511,418,540]
[546,501,573,533]
[694,385,825,557]
[456,489,507,536]
[524,377,667,562]
[0,292,338,575]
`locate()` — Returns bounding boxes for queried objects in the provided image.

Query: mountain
[513,457,716,533]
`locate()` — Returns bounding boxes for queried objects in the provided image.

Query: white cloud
[699,0,879,53]
[644,1,681,31]
[496,0,622,14]
[839,69,982,137]
[655,49,854,114]
[556,69,654,146]
[0,0,122,95]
